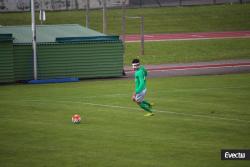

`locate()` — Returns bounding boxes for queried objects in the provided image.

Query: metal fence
[0,0,249,12]
[0,0,127,12]
[129,0,250,7]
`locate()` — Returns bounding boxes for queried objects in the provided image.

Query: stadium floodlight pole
[122,0,126,43]
[85,0,90,28]
[102,0,107,34]
[31,0,38,80]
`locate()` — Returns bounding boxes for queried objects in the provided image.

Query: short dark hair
[132,59,140,64]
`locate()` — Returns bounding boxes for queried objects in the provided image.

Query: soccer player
[131,59,154,116]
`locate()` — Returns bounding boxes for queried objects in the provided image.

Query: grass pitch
[0,4,250,34]
[125,38,250,65]
[0,74,250,167]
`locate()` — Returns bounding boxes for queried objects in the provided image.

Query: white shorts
[135,89,147,103]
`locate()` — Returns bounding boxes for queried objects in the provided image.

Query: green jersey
[134,66,147,93]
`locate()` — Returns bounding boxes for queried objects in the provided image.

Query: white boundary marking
[126,36,250,43]
[125,64,250,74]
[18,99,250,124]
[144,35,154,38]
[150,64,250,72]
[191,35,205,37]
[1,86,249,123]
[152,86,250,93]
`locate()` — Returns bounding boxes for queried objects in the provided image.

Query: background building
[0,24,124,83]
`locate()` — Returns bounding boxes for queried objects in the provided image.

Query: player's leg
[135,89,154,116]
[142,100,153,109]
[140,102,154,116]
[136,89,153,109]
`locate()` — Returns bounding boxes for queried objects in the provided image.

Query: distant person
[131,59,154,116]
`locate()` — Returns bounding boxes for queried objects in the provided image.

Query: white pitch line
[149,64,250,72]
[125,64,250,74]
[79,93,128,99]
[151,86,250,93]
[144,35,154,38]
[126,36,250,43]
[22,99,250,124]
[191,35,205,37]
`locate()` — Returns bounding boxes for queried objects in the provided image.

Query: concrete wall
[129,0,249,7]
[0,0,249,12]
[0,0,129,12]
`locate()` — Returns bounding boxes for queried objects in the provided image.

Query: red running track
[125,62,250,73]
[125,31,250,42]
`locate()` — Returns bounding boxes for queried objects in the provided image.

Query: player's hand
[131,93,136,102]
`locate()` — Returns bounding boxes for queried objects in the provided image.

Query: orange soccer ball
[72,114,81,124]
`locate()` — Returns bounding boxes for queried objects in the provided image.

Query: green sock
[139,102,152,113]
[142,100,151,108]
